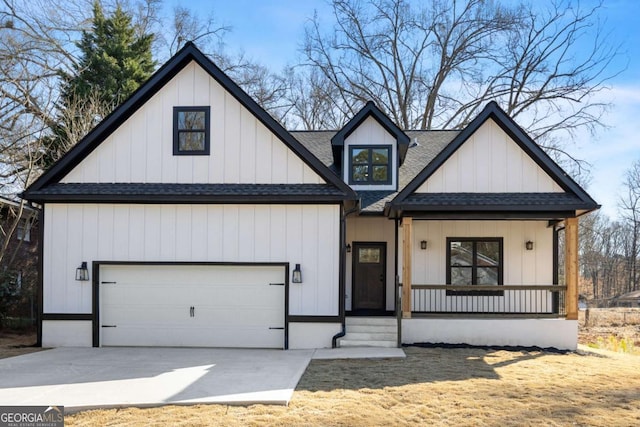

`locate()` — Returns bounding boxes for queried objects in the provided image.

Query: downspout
[36,207,44,347]
[395,217,401,348]
[332,201,360,348]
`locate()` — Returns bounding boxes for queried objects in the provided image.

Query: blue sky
[164,0,640,219]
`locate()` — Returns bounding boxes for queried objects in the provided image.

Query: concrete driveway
[0,347,314,411]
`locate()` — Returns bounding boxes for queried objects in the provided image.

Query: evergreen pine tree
[41,1,155,167]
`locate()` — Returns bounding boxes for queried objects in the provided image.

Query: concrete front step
[342,332,397,341]
[345,317,398,326]
[338,339,397,348]
[346,325,398,334]
[340,317,398,348]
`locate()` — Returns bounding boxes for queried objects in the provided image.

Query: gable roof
[24,42,356,201]
[389,101,599,216]
[330,101,410,167]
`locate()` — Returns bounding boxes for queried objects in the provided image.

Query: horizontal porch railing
[410,284,566,317]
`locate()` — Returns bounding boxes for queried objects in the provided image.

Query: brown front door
[352,242,386,313]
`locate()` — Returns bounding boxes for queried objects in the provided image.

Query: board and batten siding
[345,217,396,311]
[42,203,339,316]
[401,220,553,286]
[60,61,324,185]
[343,116,398,191]
[416,118,563,193]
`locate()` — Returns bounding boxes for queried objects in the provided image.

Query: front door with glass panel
[352,242,386,313]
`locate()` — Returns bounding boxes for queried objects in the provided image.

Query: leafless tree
[301,0,621,169]
[285,66,350,130]
[619,159,640,292]
[158,5,229,56]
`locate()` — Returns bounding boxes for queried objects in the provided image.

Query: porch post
[402,217,412,318]
[565,217,579,320]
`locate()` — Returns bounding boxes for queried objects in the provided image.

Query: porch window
[446,238,503,296]
[349,146,391,185]
[173,106,210,155]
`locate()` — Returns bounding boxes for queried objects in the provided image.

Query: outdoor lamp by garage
[292,263,302,283]
[76,262,89,281]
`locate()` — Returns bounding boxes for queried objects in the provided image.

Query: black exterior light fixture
[292,263,302,283]
[420,240,427,250]
[525,241,534,251]
[76,262,89,281]
[346,243,352,253]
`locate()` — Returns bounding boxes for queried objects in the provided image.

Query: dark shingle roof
[291,130,459,212]
[26,183,349,203]
[398,192,588,211]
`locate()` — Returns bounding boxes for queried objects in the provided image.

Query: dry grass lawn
[2,328,639,426]
[64,346,640,427]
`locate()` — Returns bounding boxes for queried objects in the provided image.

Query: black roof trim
[389,211,578,220]
[24,42,356,200]
[330,101,410,167]
[391,101,599,211]
[25,183,352,204]
[397,192,595,211]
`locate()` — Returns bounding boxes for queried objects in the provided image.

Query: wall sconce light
[75,262,89,281]
[525,241,534,251]
[346,243,352,253]
[420,240,427,250]
[292,263,302,283]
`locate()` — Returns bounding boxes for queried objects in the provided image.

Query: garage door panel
[102,326,283,348]
[103,307,283,327]
[102,285,283,312]
[100,264,285,348]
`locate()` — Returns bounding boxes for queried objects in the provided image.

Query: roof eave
[24,193,355,204]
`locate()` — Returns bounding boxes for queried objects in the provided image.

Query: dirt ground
[0,330,41,359]
[2,328,639,426]
[579,324,640,349]
[578,308,640,352]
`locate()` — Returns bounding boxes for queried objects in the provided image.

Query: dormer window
[349,146,391,185]
[173,106,210,155]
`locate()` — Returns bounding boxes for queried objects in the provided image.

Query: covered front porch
[398,216,580,350]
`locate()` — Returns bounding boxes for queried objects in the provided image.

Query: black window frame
[348,145,392,185]
[446,237,504,296]
[173,106,211,155]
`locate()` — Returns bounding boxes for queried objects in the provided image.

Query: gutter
[332,200,360,348]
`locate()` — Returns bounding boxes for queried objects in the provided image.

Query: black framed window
[173,106,210,155]
[446,238,503,296]
[349,146,392,185]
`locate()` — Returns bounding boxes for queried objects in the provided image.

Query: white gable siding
[42,203,339,317]
[61,61,324,185]
[416,119,563,193]
[343,116,397,191]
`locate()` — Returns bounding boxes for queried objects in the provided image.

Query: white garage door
[99,264,285,348]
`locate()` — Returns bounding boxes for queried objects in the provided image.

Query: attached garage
[98,263,287,348]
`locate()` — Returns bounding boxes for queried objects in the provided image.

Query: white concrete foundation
[402,318,578,350]
[42,320,93,347]
[288,322,342,349]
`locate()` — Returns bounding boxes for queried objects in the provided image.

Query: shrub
[592,335,637,354]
